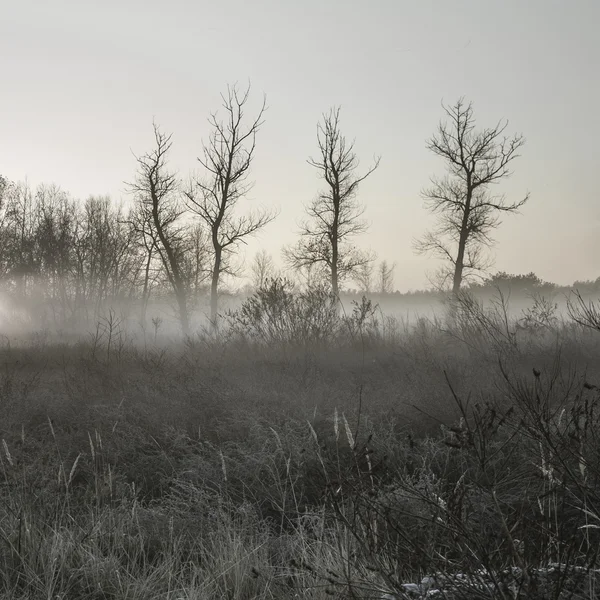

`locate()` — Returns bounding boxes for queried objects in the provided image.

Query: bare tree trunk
[186,83,275,331]
[210,245,221,328]
[452,189,472,295]
[331,236,339,297]
[141,248,152,326]
[284,107,378,294]
[331,192,340,297]
[129,124,191,336]
[452,234,467,295]
[175,288,190,334]
[152,208,189,335]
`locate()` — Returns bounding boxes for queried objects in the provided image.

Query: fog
[0,278,594,347]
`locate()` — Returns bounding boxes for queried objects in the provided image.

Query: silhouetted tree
[75,197,135,314]
[572,277,600,294]
[0,176,10,279]
[34,184,78,323]
[128,124,191,334]
[285,107,379,297]
[378,260,395,294]
[127,199,161,325]
[478,271,552,292]
[250,249,275,290]
[289,262,326,292]
[0,178,145,327]
[415,98,529,294]
[183,222,211,298]
[126,198,206,328]
[2,181,38,298]
[186,83,276,328]
[354,261,374,293]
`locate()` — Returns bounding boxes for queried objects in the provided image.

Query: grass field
[1,290,600,599]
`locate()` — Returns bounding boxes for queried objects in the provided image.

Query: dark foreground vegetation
[2,287,600,599]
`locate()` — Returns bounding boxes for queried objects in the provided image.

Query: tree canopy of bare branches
[378,260,396,294]
[415,98,529,294]
[128,124,192,334]
[354,261,374,293]
[0,178,141,327]
[250,249,276,290]
[285,107,380,297]
[186,83,276,328]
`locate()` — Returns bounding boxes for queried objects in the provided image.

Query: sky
[1,0,599,291]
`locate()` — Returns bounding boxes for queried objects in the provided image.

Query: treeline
[0,177,210,329]
[351,272,600,297]
[4,83,590,335]
[0,167,595,335]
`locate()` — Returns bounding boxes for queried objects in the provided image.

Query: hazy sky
[2,0,599,291]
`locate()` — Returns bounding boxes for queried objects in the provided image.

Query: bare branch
[126,122,192,333]
[416,98,529,293]
[286,106,379,296]
[185,83,276,326]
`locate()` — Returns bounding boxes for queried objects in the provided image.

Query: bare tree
[0,179,141,328]
[127,199,161,326]
[34,185,79,324]
[250,249,275,290]
[287,262,326,292]
[415,98,529,294]
[3,180,38,298]
[354,261,374,293]
[186,83,276,328]
[285,107,379,297]
[378,260,395,294]
[128,124,191,334]
[183,222,211,298]
[0,175,11,279]
[76,197,136,315]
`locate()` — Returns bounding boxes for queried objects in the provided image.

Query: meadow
[1,286,600,599]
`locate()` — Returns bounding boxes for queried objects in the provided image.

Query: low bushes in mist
[224,277,384,350]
